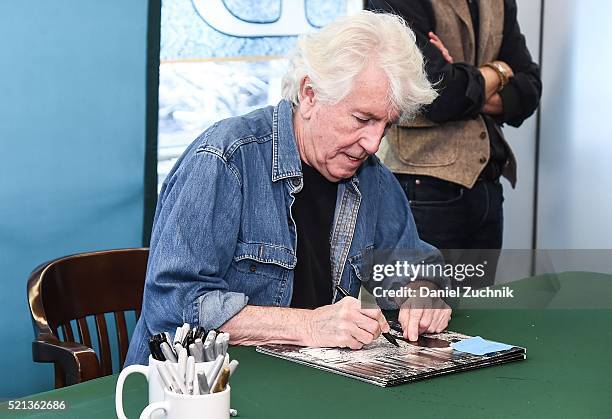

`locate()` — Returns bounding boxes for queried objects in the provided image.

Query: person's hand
[429,32,453,63]
[398,281,452,341]
[495,60,514,78]
[306,296,390,349]
[482,93,503,115]
[479,60,514,99]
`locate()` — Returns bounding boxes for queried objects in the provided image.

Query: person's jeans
[395,174,504,288]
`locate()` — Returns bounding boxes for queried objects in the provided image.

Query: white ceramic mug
[116,355,228,419]
[139,386,230,419]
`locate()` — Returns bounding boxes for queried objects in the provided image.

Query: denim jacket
[125,100,443,366]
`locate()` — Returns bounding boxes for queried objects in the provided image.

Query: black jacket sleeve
[496,0,542,127]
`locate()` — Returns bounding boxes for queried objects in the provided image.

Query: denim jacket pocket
[234,241,297,269]
[227,241,296,306]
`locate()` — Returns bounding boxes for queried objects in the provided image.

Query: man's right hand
[429,32,453,63]
[479,60,514,100]
[306,296,390,349]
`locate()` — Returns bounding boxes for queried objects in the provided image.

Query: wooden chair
[27,248,149,388]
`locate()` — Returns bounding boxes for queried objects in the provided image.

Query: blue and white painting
[158,0,359,188]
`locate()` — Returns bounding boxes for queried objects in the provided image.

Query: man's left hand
[398,281,452,341]
[482,93,504,115]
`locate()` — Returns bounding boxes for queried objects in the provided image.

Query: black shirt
[367,0,542,180]
[290,163,338,309]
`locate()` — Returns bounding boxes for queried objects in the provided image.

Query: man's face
[296,63,399,182]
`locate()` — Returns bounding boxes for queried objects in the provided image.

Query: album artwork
[256,330,526,387]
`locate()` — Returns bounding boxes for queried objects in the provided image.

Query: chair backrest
[28,248,149,382]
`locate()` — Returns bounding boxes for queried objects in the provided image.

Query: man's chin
[330,168,359,181]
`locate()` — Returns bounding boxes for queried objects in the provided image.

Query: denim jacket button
[291,178,301,187]
[249,264,257,273]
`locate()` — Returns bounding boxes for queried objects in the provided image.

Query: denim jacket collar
[272,100,303,182]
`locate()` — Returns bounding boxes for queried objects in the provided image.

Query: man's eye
[354,116,369,123]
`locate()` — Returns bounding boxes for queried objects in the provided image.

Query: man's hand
[429,32,453,63]
[482,93,504,115]
[495,60,514,78]
[306,296,390,349]
[479,60,514,100]
[398,282,452,341]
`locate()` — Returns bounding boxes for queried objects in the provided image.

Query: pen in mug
[181,323,191,340]
[148,339,164,361]
[212,367,230,393]
[157,364,175,393]
[177,348,188,383]
[214,339,223,359]
[194,338,204,362]
[174,342,183,358]
[159,362,183,394]
[185,356,195,394]
[194,326,207,340]
[221,333,230,355]
[197,371,210,394]
[174,326,184,345]
[160,341,177,363]
[206,355,225,389]
[203,331,216,361]
[228,360,239,377]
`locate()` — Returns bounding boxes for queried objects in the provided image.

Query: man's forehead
[335,63,401,123]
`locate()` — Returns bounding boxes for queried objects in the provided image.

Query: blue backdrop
[0,0,148,397]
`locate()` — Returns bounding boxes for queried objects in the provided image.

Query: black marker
[335,284,399,347]
[149,333,167,361]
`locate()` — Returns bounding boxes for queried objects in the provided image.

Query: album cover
[256,330,526,387]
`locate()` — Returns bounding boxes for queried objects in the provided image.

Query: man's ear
[298,76,316,119]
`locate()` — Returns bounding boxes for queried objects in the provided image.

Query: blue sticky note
[450,336,513,355]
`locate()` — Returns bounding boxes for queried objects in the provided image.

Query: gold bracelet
[484,62,508,92]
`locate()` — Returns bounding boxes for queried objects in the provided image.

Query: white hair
[281,10,437,121]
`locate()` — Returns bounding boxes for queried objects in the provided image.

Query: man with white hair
[126,11,452,366]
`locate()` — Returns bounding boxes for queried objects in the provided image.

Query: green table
[2,273,611,418]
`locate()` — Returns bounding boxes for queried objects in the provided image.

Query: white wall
[537,0,612,249]
[501,0,542,249]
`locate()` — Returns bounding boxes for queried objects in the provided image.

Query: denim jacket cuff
[195,290,249,331]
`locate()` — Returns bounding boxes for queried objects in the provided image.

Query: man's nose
[360,123,386,155]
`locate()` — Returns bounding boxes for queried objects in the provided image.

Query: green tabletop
[2,273,611,418]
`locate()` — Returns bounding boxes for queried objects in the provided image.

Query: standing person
[126,11,452,367]
[366,0,542,286]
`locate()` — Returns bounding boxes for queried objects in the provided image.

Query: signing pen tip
[383,333,400,347]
